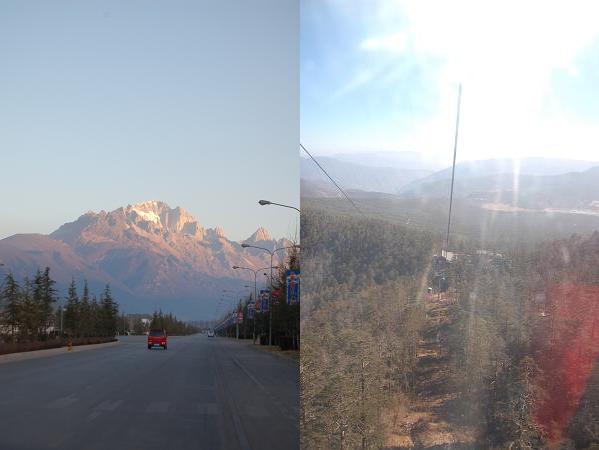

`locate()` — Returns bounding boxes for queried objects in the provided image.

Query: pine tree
[40,267,57,335]
[1,273,22,341]
[64,278,80,335]
[32,269,45,338]
[100,285,118,337]
[20,277,37,340]
[79,280,92,337]
[151,310,163,330]
[90,295,99,337]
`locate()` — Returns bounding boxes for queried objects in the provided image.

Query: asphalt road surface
[0,335,298,450]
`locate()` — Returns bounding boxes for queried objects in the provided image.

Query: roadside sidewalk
[245,340,299,363]
[0,340,120,365]
[214,336,299,363]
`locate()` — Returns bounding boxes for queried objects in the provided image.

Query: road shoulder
[245,341,299,363]
[0,340,120,365]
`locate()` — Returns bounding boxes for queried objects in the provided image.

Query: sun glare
[361,0,599,160]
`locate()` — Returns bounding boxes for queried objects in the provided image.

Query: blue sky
[0,1,299,241]
[301,0,599,164]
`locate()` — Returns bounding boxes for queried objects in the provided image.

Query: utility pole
[242,298,247,339]
[445,83,462,254]
[269,253,273,345]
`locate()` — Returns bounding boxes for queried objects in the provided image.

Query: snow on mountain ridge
[53,201,281,245]
[124,201,198,234]
[130,207,161,224]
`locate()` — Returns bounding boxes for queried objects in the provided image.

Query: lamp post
[233,265,278,343]
[222,287,251,339]
[241,243,300,346]
[214,297,231,335]
[216,294,235,336]
[258,200,300,213]
[236,300,240,339]
[220,295,235,338]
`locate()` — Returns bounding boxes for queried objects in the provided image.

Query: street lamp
[222,286,251,339]
[241,243,300,345]
[216,296,237,338]
[258,200,300,213]
[232,265,279,343]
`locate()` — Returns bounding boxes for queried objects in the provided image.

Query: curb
[0,340,120,365]
[247,342,299,364]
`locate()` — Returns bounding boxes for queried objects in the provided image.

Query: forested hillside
[301,209,434,448]
[300,207,599,449]
[303,196,599,246]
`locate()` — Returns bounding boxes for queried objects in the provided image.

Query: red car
[147,329,167,350]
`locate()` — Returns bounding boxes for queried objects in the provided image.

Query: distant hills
[302,154,599,212]
[0,201,289,319]
[399,160,599,211]
[301,155,434,195]
[331,151,447,172]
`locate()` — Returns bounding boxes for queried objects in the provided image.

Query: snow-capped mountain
[0,201,292,318]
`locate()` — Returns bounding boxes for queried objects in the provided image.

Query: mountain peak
[244,227,272,244]
[130,200,169,212]
[206,226,226,239]
[254,227,271,241]
[123,201,199,234]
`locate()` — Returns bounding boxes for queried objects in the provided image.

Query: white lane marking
[85,411,102,422]
[95,400,123,411]
[146,401,169,413]
[197,403,219,415]
[241,403,269,418]
[48,431,76,449]
[47,394,78,409]
[231,357,296,422]
[213,353,252,450]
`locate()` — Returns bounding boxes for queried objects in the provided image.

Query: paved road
[0,335,298,450]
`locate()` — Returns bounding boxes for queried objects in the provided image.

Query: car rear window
[149,330,165,336]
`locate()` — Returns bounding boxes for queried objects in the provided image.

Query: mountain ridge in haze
[400,166,599,211]
[301,155,599,209]
[301,155,433,194]
[399,157,599,195]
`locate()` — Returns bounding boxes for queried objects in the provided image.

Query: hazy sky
[0,1,299,241]
[301,0,599,163]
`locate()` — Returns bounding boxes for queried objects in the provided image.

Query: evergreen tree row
[149,310,198,335]
[0,268,119,342]
[62,278,119,338]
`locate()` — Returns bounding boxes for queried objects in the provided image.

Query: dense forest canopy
[301,207,599,449]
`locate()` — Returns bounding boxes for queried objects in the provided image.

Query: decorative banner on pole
[260,289,270,312]
[286,270,300,305]
[272,289,281,306]
[248,303,254,319]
